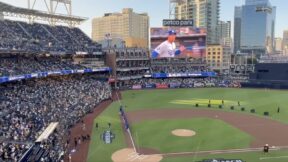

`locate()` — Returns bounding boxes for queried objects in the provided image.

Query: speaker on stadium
[241,107,245,111]
[230,106,234,110]
[195,103,199,107]
[208,104,211,108]
[264,112,269,116]
[250,109,256,113]
[219,105,223,109]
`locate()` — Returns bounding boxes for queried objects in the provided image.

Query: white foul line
[260,156,288,160]
[115,90,138,154]
[127,128,137,153]
[144,146,288,156]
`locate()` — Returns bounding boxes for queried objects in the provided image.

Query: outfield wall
[130,83,232,90]
[250,63,288,81]
[243,63,288,89]
[242,81,288,89]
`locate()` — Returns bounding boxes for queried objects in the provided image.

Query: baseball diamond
[67,88,288,162]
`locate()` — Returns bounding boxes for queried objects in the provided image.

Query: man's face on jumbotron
[168,34,176,43]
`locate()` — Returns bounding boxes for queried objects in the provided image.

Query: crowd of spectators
[150,65,207,73]
[117,70,148,79]
[0,20,101,54]
[222,74,249,83]
[0,74,112,161]
[0,56,85,77]
[0,20,40,52]
[116,60,150,68]
[121,77,241,89]
[150,58,208,74]
[151,58,205,65]
[114,49,149,59]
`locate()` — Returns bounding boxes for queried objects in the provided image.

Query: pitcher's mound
[111,148,163,162]
[172,129,196,137]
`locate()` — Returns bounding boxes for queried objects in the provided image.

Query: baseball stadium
[81,88,288,162]
[1,0,288,162]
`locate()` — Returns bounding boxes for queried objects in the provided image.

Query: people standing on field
[263,144,269,153]
[277,107,280,113]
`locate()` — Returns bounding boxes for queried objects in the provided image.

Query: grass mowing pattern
[131,118,253,153]
[87,88,288,162]
[122,88,288,124]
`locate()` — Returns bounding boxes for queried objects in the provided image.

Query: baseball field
[84,88,288,162]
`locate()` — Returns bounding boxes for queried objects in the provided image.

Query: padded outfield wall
[243,63,288,89]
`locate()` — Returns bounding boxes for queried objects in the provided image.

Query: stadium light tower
[27,0,72,25]
[169,0,188,19]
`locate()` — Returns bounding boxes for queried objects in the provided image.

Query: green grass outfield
[162,150,288,162]
[87,88,288,162]
[131,118,253,153]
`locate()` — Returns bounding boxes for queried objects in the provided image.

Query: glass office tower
[234,0,276,55]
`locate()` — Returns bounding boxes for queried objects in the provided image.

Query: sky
[1,0,287,38]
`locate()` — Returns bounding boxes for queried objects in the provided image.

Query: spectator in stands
[0,56,86,77]
[0,20,101,54]
[0,74,112,161]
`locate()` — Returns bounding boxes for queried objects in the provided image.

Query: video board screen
[150,27,206,59]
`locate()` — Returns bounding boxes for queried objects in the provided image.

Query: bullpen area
[86,88,288,162]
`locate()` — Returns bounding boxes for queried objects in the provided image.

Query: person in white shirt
[152,30,185,58]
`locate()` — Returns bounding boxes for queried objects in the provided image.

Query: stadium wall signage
[150,72,217,78]
[0,68,112,84]
[163,19,194,26]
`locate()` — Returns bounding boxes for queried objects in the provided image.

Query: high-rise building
[206,45,231,73]
[245,0,270,5]
[92,8,149,48]
[234,6,242,54]
[283,30,288,55]
[274,38,283,54]
[234,0,276,55]
[174,0,220,44]
[217,21,231,47]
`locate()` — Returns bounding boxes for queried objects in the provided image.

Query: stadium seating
[0,55,86,77]
[0,20,101,54]
[150,58,207,73]
[121,77,241,89]
[0,74,112,161]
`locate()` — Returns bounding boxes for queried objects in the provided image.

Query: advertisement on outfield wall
[132,85,142,90]
[150,27,206,59]
[156,84,169,89]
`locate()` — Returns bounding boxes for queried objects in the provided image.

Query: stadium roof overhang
[0,1,87,26]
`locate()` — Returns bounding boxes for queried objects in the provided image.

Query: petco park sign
[163,19,194,26]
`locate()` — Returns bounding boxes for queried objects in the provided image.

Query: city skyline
[174,0,220,44]
[0,0,287,38]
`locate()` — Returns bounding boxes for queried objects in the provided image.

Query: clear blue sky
[1,0,287,38]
